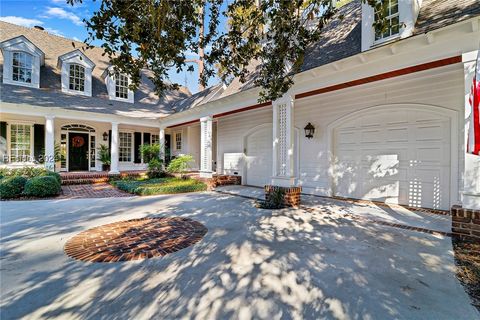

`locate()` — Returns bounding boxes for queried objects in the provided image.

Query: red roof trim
[295,56,462,99]
[167,119,199,128]
[167,56,462,127]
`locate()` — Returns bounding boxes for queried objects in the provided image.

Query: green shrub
[0,167,53,179]
[147,158,167,179]
[114,177,207,195]
[140,143,162,163]
[166,155,194,178]
[257,187,285,209]
[24,176,61,198]
[40,171,61,184]
[0,176,27,199]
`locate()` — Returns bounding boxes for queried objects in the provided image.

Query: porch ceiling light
[103,131,108,141]
[304,122,315,139]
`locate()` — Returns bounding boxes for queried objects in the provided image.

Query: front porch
[0,112,162,174]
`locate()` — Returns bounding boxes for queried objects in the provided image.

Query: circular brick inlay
[64,217,207,263]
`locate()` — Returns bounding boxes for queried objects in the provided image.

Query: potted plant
[98,144,111,171]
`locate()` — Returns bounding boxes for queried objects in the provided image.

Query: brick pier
[265,185,302,207]
[451,205,480,242]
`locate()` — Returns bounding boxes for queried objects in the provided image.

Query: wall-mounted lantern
[102,131,109,141]
[304,122,315,139]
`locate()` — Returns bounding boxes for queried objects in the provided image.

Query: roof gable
[0,21,191,118]
[0,35,45,65]
[57,49,96,69]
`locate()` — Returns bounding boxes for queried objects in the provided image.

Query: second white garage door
[333,108,451,210]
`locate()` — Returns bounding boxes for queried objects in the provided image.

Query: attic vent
[33,25,45,31]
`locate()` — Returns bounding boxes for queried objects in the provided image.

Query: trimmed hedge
[0,176,28,199]
[0,167,49,179]
[114,177,207,196]
[40,171,61,184]
[24,176,62,198]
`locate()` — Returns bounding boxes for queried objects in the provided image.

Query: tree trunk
[197,3,205,92]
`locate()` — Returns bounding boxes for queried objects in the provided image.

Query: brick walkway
[61,183,133,199]
[64,217,208,262]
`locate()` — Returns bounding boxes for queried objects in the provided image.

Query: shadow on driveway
[0,192,477,319]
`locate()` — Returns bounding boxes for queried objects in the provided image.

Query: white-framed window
[69,64,85,92]
[0,36,44,88]
[10,124,32,162]
[60,133,67,170]
[104,68,134,103]
[12,52,33,84]
[59,50,94,96]
[374,0,399,42]
[175,132,182,150]
[151,134,160,145]
[115,73,129,99]
[119,132,132,162]
[90,135,96,168]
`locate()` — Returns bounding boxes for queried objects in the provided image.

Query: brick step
[60,171,147,185]
[61,178,110,185]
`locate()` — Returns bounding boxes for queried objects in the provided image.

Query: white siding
[294,64,464,200]
[217,107,273,176]
[187,125,201,170]
[215,63,465,205]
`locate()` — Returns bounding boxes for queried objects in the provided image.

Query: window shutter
[134,132,142,164]
[34,124,45,163]
[143,133,151,145]
[0,122,7,163]
[108,130,112,151]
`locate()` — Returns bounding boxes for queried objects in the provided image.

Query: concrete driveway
[0,192,477,320]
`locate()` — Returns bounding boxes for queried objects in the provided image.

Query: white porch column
[272,92,296,187]
[462,50,480,209]
[44,115,55,171]
[109,122,120,174]
[200,116,213,178]
[159,127,165,165]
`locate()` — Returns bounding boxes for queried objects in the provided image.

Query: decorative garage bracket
[200,116,213,178]
[272,92,296,187]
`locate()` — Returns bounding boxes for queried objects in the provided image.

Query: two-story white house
[1,0,480,211]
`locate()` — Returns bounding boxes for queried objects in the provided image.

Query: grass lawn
[112,177,207,195]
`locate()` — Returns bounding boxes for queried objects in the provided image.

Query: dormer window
[0,36,44,88]
[69,64,85,92]
[103,67,134,103]
[374,0,400,42]
[12,52,33,83]
[115,73,129,99]
[58,49,95,97]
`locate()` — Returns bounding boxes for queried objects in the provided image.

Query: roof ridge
[0,20,89,48]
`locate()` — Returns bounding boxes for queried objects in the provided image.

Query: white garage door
[245,126,273,187]
[333,109,451,210]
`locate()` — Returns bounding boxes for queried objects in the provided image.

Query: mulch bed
[453,238,480,312]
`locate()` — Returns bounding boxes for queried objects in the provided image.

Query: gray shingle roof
[301,0,362,72]
[1,0,479,117]
[170,83,225,113]
[208,0,480,101]
[415,0,480,34]
[0,21,191,119]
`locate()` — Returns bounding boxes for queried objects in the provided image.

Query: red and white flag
[467,50,480,155]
